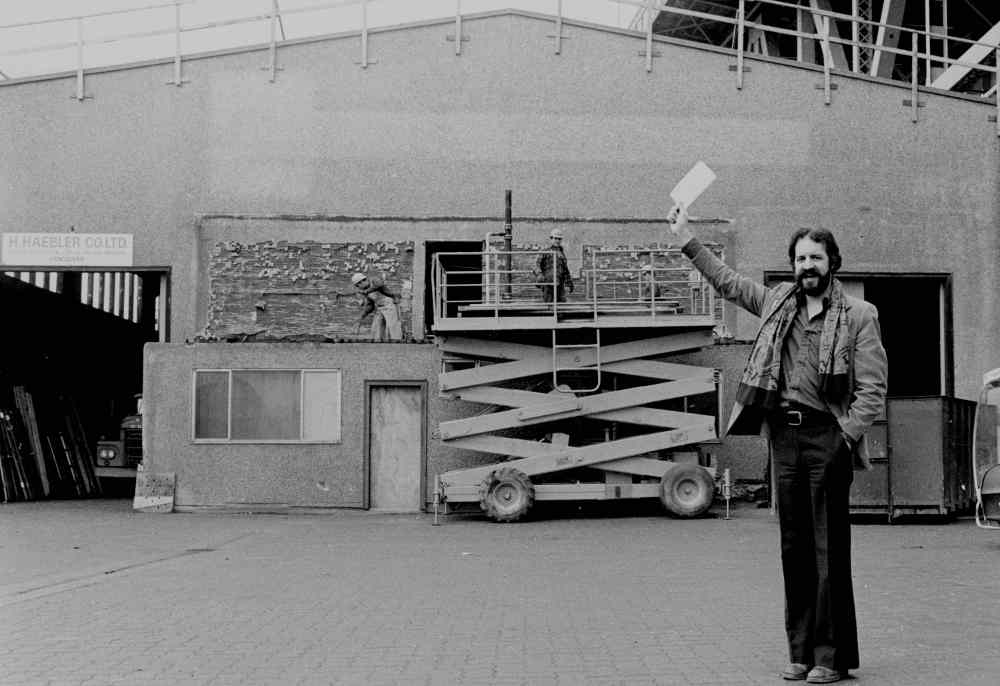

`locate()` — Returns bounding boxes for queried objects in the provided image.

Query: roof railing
[1,1,997,133]
[617,0,999,134]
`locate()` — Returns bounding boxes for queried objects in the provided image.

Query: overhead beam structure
[810,0,850,70]
[930,20,1000,90]
[871,0,907,78]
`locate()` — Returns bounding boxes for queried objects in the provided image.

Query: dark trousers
[771,416,859,672]
[541,285,566,303]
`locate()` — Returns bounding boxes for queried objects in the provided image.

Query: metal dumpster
[850,396,976,521]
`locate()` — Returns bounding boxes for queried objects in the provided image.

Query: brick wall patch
[205,240,414,340]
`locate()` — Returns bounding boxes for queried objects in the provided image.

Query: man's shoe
[781,663,811,680]
[805,666,843,683]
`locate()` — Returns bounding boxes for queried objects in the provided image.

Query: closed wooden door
[367,384,425,511]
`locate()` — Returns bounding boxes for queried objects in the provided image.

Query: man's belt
[772,404,838,428]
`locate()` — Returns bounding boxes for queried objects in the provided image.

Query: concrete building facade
[2,10,997,511]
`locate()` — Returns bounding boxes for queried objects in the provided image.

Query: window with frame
[194,369,342,442]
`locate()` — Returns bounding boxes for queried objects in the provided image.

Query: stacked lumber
[0,411,33,502]
[0,386,101,502]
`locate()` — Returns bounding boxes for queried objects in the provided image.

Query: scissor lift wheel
[479,467,535,522]
[660,463,715,518]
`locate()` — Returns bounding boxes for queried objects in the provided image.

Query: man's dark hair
[787,227,842,272]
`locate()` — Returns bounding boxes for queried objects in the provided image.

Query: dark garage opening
[0,269,167,501]
[861,276,949,397]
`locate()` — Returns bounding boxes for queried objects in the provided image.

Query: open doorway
[424,241,483,333]
[861,276,950,397]
[0,268,169,501]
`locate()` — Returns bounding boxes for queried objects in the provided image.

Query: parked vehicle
[94,397,142,478]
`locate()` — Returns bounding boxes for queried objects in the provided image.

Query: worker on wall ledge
[537,228,574,303]
[352,272,403,341]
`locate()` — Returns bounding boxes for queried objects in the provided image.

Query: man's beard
[795,269,831,296]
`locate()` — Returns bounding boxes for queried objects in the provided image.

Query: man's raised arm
[665,203,769,318]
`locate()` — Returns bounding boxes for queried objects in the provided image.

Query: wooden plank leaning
[13,387,49,497]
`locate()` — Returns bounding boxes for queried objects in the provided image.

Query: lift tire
[660,463,715,518]
[479,467,535,522]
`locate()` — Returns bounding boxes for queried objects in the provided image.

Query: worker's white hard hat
[351,273,366,285]
[550,228,564,239]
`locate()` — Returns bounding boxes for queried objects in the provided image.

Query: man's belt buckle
[785,410,803,426]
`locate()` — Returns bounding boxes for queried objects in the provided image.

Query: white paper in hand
[669,161,716,209]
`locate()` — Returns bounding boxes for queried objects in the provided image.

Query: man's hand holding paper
[664,161,715,247]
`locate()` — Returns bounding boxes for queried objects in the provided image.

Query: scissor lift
[431,245,722,521]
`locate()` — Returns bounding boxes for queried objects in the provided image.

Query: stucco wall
[5,11,1000,504]
[3,12,998,400]
[143,338,761,510]
[143,342,486,510]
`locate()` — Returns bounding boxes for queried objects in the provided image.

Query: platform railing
[431,248,715,325]
[583,247,715,318]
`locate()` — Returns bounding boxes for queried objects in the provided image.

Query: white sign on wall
[1,233,134,267]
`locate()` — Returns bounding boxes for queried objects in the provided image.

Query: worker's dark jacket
[537,247,573,291]
[683,238,887,469]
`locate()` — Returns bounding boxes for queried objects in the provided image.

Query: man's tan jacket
[683,238,888,469]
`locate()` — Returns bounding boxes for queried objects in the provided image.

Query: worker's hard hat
[550,228,564,239]
[351,273,366,285]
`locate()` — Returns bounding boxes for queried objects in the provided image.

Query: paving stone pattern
[1,500,998,686]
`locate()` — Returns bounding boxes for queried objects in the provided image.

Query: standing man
[352,272,403,341]
[666,204,887,684]
[537,228,574,303]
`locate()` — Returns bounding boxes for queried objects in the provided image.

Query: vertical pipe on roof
[504,190,512,298]
[911,32,920,122]
[360,0,369,68]
[924,0,931,85]
[645,0,654,72]
[75,19,85,101]
[995,47,1000,136]
[851,0,860,73]
[822,16,832,104]
[555,0,563,55]
[737,0,745,89]
[267,0,278,82]
[172,1,182,86]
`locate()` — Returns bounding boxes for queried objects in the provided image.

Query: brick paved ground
[1,499,998,686]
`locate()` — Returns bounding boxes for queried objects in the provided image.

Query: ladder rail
[552,328,601,393]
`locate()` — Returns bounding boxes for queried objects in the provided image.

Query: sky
[0,0,639,79]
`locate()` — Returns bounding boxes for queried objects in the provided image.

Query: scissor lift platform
[434,328,720,521]
[431,246,721,521]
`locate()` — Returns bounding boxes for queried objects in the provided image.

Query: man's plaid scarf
[736,278,851,410]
